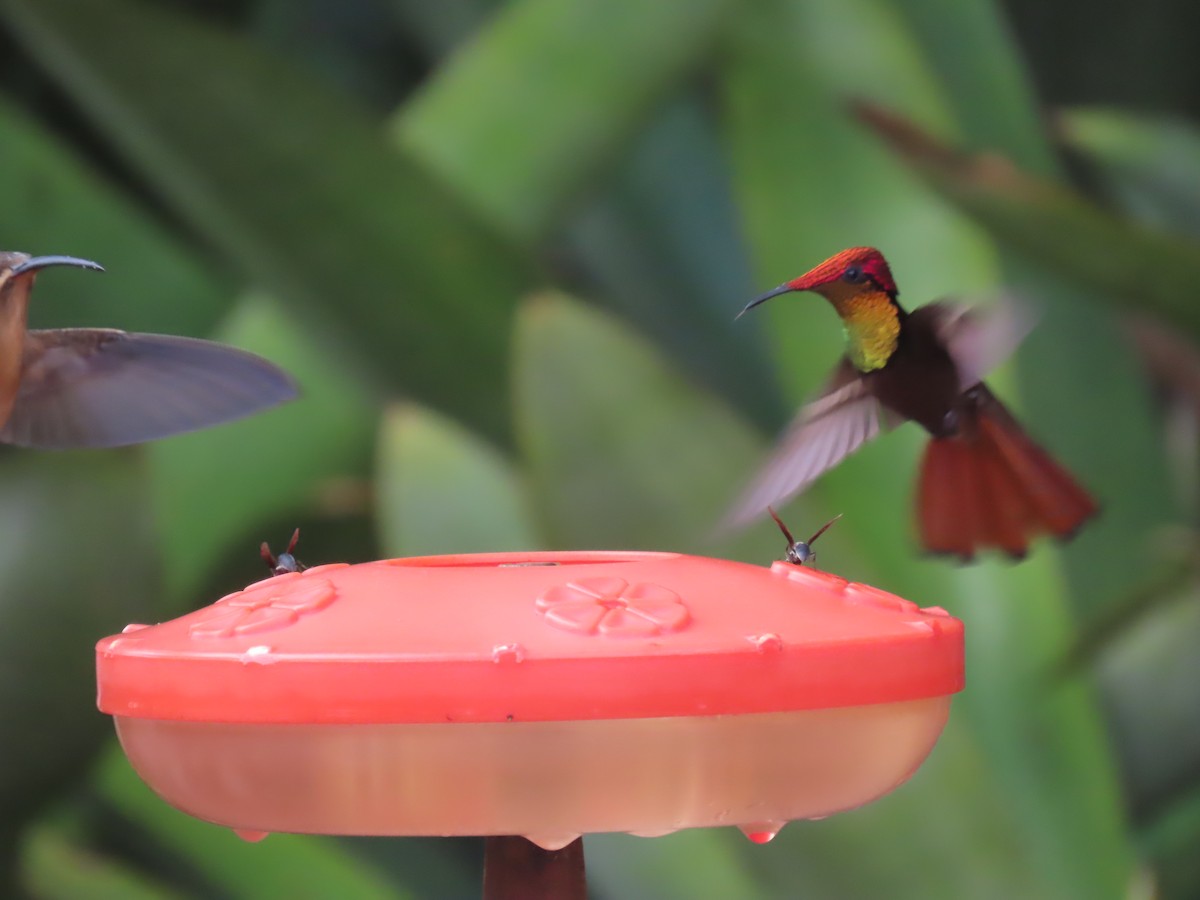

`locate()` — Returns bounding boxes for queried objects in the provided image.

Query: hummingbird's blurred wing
[917,295,1036,389]
[723,360,883,529]
[0,329,297,449]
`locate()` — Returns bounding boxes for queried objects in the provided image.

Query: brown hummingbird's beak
[10,255,104,276]
[735,283,795,320]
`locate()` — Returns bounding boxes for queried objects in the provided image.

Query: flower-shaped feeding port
[536,576,689,636]
[188,571,342,639]
[96,550,963,856]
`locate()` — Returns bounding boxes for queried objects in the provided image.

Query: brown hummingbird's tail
[917,386,1097,559]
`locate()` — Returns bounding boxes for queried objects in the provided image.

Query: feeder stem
[483,836,586,900]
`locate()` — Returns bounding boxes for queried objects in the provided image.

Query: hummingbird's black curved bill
[10,255,104,276]
[735,283,794,320]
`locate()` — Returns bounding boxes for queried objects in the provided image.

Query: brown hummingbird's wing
[0,329,297,449]
[722,360,883,529]
[914,296,1035,389]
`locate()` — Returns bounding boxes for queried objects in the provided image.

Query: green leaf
[1141,779,1200,899]
[1059,106,1200,235]
[856,102,1176,608]
[149,294,376,605]
[720,3,1135,897]
[718,0,995,569]
[6,0,537,442]
[744,716,1049,899]
[855,101,1200,339]
[509,294,1065,897]
[718,0,994,406]
[0,94,229,336]
[566,94,785,432]
[588,831,768,900]
[512,291,765,553]
[335,836,482,900]
[889,0,1056,174]
[21,824,184,900]
[396,0,739,242]
[387,0,497,57]
[94,745,408,900]
[1096,587,1200,831]
[503,288,773,899]
[376,402,540,556]
[0,451,158,834]
[872,2,1174,627]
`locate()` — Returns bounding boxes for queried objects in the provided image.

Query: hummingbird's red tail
[917,386,1097,559]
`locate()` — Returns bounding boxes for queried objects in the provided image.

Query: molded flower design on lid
[189,571,340,639]
[536,576,690,637]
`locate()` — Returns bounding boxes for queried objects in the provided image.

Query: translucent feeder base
[115,697,950,846]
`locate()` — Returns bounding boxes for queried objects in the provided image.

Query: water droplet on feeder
[234,829,269,843]
[747,633,783,653]
[491,643,526,664]
[628,827,678,838]
[240,645,274,664]
[738,821,784,844]
[524,832,579,851]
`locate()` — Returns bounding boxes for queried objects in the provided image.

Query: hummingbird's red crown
[786,247,897,296]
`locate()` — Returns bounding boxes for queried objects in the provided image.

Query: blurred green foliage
[0,0,1196,897]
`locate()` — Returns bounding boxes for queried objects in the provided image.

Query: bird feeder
[96,550,963,896]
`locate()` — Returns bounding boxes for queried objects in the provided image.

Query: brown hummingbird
[727,247,1097,559]
[0,252,296,448]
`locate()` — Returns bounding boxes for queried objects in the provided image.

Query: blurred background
[0,0,1197,897]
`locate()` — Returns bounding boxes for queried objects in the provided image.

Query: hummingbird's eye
[842,265,867,284]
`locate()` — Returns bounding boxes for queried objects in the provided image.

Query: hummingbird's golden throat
[817,280,902,373]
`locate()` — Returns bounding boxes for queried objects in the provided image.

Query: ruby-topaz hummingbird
[726,247,1097,559]
[0,252,296,448]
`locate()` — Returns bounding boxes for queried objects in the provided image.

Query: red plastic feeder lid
[96,551,963,724]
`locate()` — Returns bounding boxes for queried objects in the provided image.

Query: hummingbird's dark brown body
[729,247,1097,559]
[861,305,961,437]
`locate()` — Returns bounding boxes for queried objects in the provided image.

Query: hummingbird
[0,252,296,448]
[727,247,1097,559]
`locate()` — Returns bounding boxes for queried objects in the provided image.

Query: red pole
[482,836,586,900]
